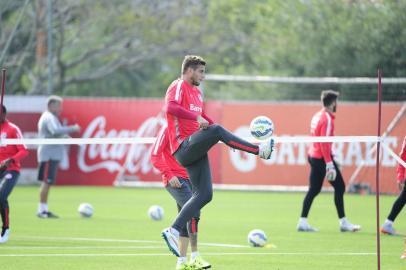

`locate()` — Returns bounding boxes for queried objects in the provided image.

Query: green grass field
[1,186,405,270]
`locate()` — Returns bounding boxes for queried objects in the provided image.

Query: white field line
[13,236,248,248]
[1,246,167,249]
[0,252,380,257]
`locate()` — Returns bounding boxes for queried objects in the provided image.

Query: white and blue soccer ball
[148,205,164,221]
[248,229,268,247]
[78,203,94,218]
[250,116,274,140]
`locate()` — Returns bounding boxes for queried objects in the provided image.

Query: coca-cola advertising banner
[220,102,405,194]
[7,97,405,193]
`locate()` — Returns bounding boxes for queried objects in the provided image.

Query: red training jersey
[165,79,204,154]
[0,120,29,172]
[308,108,335,163]
[396,136,406,183]
[151,126,189,186]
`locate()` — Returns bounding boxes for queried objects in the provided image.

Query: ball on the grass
[148,205,164,221]
[78,203,94,218]
[248,229,267,247]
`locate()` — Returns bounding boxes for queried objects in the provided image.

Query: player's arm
[0,127,28,169]
[201,111,214,125]
[319,118,336,181]
[150,128,182,187]
[46,115,80,136]
[396,137,406,187]
[166,101,208,129]
[166,100,199,120]
[151,148,182,188]
[319,120,333,163]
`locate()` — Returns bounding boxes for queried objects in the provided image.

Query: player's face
[191,65,206,86]
[49,101,63,116]
[332,100,337,112]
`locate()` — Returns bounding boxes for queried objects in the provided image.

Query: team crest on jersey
[198,94,203,102]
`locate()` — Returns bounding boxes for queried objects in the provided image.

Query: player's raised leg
[175,124,274,167]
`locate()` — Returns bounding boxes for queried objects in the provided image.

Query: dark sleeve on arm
[166,100,199,120]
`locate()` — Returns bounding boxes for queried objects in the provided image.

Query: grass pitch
[1,186,405,270]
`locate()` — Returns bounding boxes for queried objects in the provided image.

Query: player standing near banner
[297,90,361,232]
[37,96,80,218]
[380,136,406,259]
[161,55,275,257]
[381,136,406,236]
[151,126,211,270]
[0,105,29,243]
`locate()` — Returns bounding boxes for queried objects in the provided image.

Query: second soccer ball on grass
[148,205,164,221]
[248,229,268,247]
[78,203,94,218]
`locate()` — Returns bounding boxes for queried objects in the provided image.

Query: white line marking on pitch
[14,236,248,248]
[0,252,380,257]
[1,246,167,250]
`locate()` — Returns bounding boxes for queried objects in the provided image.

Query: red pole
[0,68,5,112]
[0,68,6,137]
[375,69,382,270]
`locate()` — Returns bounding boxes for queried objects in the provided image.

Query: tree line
[1,0,405,101]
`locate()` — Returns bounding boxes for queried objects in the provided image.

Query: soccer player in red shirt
[297,90,361,232]
[151,126,210,269]
[161,55,274,257]
[0,105,29,243]
[381,136,406,236]
[380,136,406,259]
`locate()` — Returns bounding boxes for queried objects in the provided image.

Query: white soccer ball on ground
[148,205,164,221]
[249,116,274,141]
[247,229,268,247]
[78,203,94,218]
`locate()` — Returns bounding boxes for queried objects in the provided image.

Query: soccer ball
[148,205,164,221]
[247,229,267,247]
[250,116,274,140]
[78,203,94,218]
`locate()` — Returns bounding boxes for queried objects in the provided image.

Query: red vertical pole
[0,68,6,137]
[375,69,382,270]
[0,68,5,114]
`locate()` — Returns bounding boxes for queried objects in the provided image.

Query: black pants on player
[300,157,346,219]
[0,171,20,235]
[387,183,406,222]
[172,124,259,232]
[166,177,200,237]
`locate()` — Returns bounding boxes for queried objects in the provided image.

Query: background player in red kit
[0,105,29,243]
[151,126,210,269]
[379,136,406,259]
[297,90,361,233]
[161,55,274,257]
[381,136,406,236]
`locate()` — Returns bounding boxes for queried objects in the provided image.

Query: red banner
[219,102,405,193]
[7,97,405,193]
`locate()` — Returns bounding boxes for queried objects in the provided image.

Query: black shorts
[37,160,59,185]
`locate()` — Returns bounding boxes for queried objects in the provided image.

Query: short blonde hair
[47,95,63,107]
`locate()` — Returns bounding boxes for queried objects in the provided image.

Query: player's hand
[168,176,182,188]
[72,124,81,133]
[326,162,337,182]
[196,115,209,130]
[0,158,13,170]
